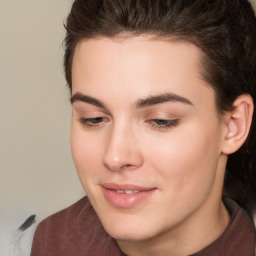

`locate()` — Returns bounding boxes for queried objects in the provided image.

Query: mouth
[115,190,140,194]
[101,183,157,209]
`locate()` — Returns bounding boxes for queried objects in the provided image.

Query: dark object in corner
[18,215,36,231]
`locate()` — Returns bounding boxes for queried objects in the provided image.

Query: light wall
[0,0,84,224]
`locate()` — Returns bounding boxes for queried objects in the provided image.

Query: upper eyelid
[144,112,180,120]
[73,104,183,123]
[72,101,111,116]
[72,106,109,117]
[73,101,185,116]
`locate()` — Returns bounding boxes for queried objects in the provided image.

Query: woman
[31,0,256,255]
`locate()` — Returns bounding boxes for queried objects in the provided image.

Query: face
[71,37,227,243]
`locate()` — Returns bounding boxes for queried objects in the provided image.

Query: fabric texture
[31,197,256,256]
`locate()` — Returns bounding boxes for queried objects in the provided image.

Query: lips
[101,183,156,208]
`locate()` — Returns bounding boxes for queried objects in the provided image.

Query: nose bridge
[103,119,142,171]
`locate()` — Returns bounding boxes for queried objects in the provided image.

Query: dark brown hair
[64,0,256,215]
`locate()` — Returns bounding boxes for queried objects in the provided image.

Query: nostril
[120,163,140,171]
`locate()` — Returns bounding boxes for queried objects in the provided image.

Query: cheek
[145,123,221,195]
[70,123,103,181]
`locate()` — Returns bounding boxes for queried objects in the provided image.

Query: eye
[147,119,179,131]
[78,117,106,128]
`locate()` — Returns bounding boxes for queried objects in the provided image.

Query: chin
[98,212,162,242]
[105,226,155,242]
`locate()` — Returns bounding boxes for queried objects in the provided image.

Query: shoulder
[34,196,95,234]
[192,198,256,256]
[31,197,114,256]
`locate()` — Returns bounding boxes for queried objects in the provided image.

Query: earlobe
[222,94,254,155]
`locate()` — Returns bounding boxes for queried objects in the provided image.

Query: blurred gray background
[0,0,84,228]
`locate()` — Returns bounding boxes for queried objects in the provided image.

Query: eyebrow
[135,93,193,108]
[70,92,193,109]
[71,93,105,108]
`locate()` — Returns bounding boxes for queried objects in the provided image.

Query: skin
[70,36,231,256]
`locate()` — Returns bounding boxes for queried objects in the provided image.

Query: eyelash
[79,117,106,128]
[146,119,179,131]
[79,117,179,131]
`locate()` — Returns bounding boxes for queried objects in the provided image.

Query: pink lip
[101,183,157,209]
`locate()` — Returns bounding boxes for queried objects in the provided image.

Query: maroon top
[31,197,256,256]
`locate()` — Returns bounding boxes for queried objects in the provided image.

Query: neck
[117,199,229,256]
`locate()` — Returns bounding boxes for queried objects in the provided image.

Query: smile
[101,183,156,209]
[116,190,140,194]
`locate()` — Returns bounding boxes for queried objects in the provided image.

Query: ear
[221,94,254,155]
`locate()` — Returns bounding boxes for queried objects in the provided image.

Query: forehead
[71,36,216,112]
[72,36,202,77]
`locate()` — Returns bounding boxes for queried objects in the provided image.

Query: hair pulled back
[64,0,256,216]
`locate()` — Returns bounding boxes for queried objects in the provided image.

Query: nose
[103,123,143,172]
